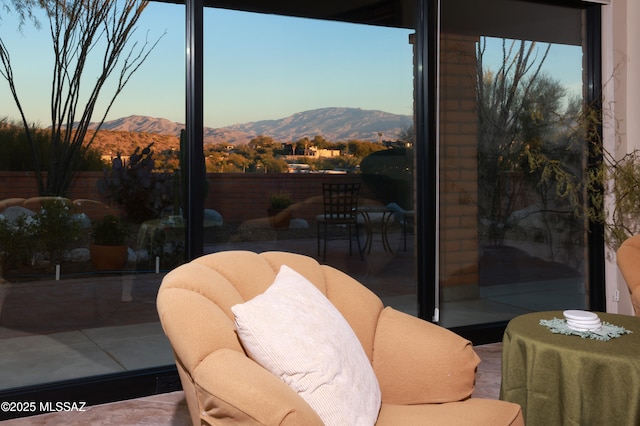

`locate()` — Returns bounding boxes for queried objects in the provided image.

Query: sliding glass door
[436,0,599,328]
[201,8,418,315]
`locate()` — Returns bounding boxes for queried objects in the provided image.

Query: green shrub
[0,213,39,270]
[35,199,82,264]
[91,215,129,246]
[0,119,105,171]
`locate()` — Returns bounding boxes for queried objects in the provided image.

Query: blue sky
[0,2,414,128]
[0,2,581,129]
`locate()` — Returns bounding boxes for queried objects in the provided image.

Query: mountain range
[90,107,413,145]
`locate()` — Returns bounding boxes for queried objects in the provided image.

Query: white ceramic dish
[566,319,601,326]
[563,310,598,321]
[567,319,601,328]
[566,323,602,332]
[563,310,601,331]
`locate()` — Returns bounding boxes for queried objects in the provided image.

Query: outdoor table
[500,310,640,426]
[357,205,395,254]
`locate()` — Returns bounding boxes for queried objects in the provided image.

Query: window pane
[203,10,417,314]
[438,0,588,327]
[0,1,184,391]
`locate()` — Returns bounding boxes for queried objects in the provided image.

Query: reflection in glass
[439,1,588,327]
[0,5,417,394]
[202,10,417,315]
[0,1,184,392]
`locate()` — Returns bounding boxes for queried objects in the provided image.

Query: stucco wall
[603,0,640,315]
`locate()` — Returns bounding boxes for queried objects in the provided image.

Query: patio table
[357,205,395,254]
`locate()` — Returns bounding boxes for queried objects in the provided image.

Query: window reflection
[0,6,416,392]
[438,1,588,327]
[202,10,417,315]
[0,1,185,392]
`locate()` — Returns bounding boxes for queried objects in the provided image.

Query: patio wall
[0,171,378,224]
[207,173,383,224]
[0,171,106,202]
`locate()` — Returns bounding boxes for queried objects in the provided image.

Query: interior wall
[603,0,639,315]
[627,0,640,153]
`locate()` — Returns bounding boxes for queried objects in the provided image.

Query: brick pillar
[439,33,480,300]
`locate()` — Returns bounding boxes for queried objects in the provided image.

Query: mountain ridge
[89,107,412,145]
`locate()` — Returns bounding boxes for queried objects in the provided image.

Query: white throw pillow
[231,264,381,426]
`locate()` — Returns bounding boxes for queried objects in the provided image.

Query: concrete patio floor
[0,342,504,425]
[0,232,584,392]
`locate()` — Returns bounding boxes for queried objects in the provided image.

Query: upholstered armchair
[157,250,523,425]
[617,235,640,316]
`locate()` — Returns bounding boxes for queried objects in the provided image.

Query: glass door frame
[413,0,606,343]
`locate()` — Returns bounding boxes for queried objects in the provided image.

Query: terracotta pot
[89,244,128,271]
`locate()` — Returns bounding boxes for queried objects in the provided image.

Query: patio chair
[316,182,363,261]
[156,250,524,425]
[386,202,415,252]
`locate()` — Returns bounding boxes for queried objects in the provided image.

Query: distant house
[308,147,342,158]
[283,145,343,160]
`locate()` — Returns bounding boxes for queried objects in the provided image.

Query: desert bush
[0,119,104,171]
[0,213,39,270]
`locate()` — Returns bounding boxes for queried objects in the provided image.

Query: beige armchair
[617,235,640,316]
[157,250,523,425]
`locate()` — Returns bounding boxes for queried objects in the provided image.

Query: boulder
[204,209,223,227]
[1,206,36,223]
[67,248,91,263]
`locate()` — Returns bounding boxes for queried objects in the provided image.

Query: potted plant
[90,214,130,271]
[267,193,294,228]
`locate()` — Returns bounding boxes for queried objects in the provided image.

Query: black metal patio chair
[316,182,363,261]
